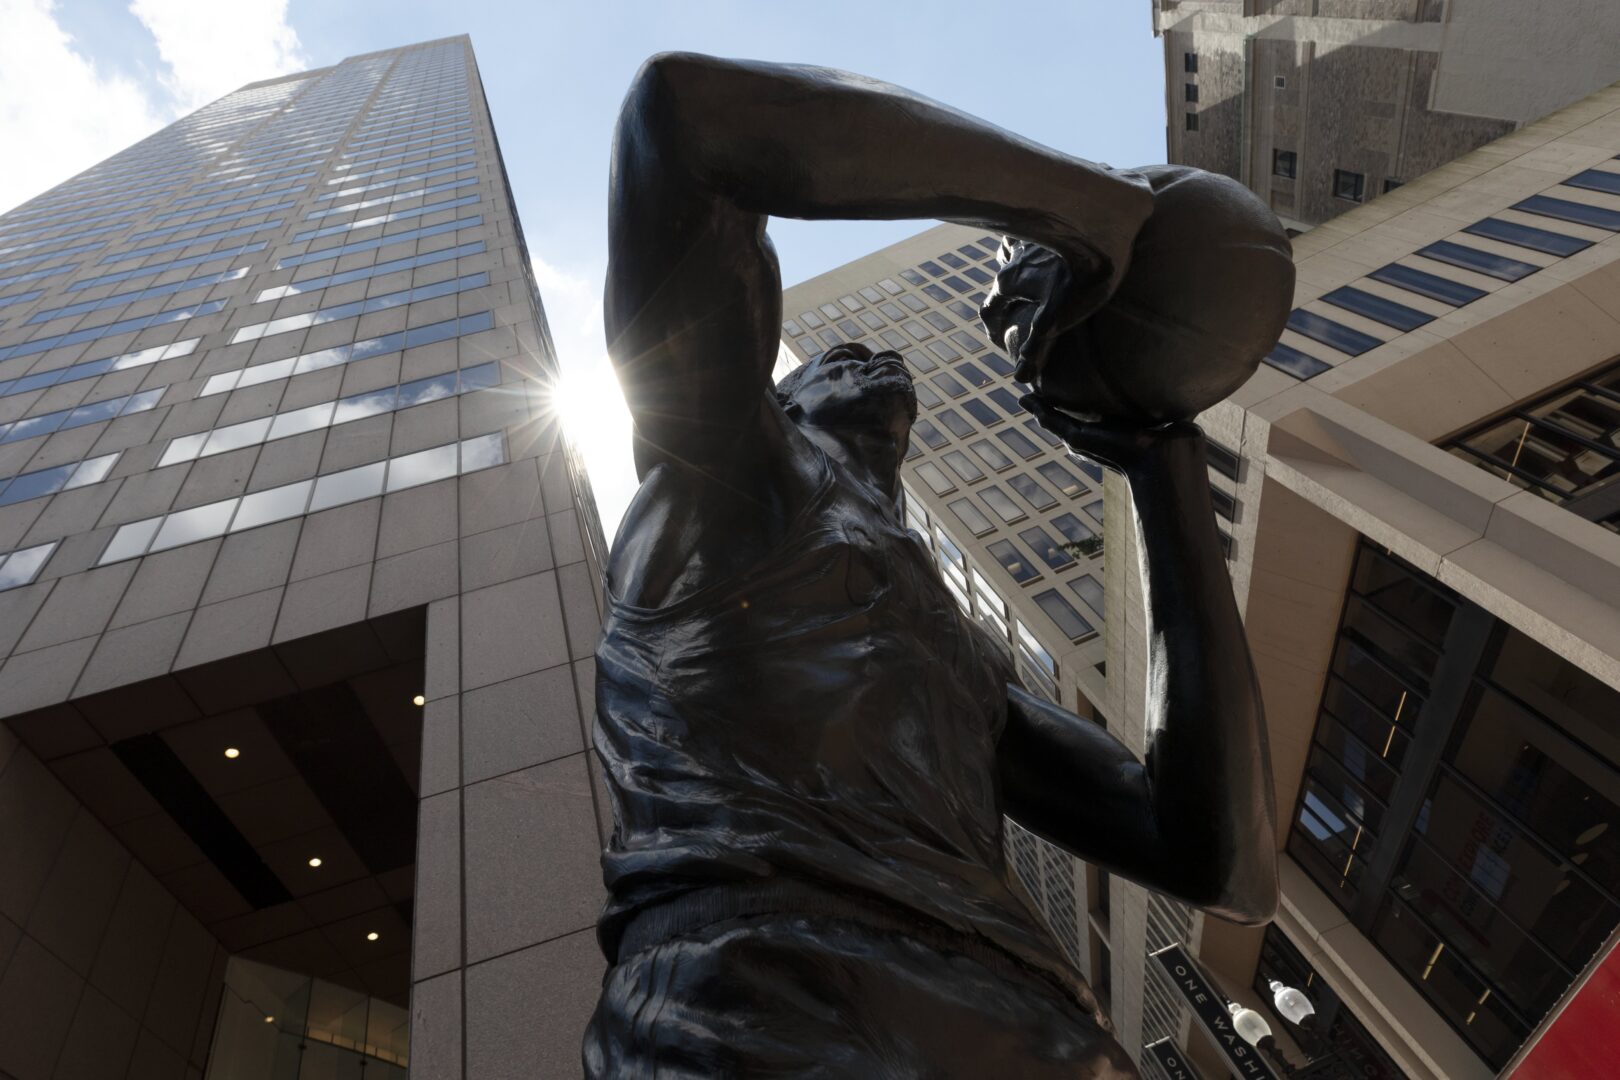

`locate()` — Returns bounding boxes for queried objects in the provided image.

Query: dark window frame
[1445,355,1620,532]
[1285,541,1620,1070]
[1333,169,1366,203]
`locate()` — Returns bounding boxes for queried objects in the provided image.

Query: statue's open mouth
[866,354,907,375]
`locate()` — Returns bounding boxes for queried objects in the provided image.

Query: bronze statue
[588,52,1288,1078]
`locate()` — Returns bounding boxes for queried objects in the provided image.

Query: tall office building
[0,37,609,1077]
[1153,0,1620,232]
[780,75,1620,1080]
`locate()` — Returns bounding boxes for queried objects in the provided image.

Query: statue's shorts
[582,899,1141,1079]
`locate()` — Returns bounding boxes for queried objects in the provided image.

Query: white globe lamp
[1270,979,1316,1026]
[1228,1001,1273,1048]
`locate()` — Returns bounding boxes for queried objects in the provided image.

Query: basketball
[1032,164,1296,423]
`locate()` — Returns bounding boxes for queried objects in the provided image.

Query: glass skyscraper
[0,37,608,1077]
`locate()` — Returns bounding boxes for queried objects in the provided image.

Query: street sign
[1151,944,1280,1080]
[1145,1037,1203,1079]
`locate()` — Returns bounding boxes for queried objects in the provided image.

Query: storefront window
[1288,542,1620,1070]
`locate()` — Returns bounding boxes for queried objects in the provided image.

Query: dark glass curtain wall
[1287,542,1620,1070]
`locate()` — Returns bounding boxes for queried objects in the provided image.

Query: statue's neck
[803,426,903,508]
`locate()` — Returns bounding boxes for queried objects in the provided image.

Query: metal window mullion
[1336,635,1433,707]
[1316,704,1406,789]
[1474,667,1620,785]
[1353,583,1452,652]
[1293,796,1377,871]
[1346,581,1451,658]
[1323,668,1423,737]
[1513,407,1620,461]
[1339,623,1439,698]
[1557,472,1620,524]
[1298,762,1389,845]
[1349,603,1498,928]
[1289,832,1373,905]
[1451,441,1572,498]
[1431,755,1620,911]
[1574,378,1620,407]
[1355,554,1461,613]
[1381,890,1539,1033]
[1399,826,1584,982]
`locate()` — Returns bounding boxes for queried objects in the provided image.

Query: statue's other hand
[980,172,1152,384]
[1019,394,1201,477]
[981,240,1096,385]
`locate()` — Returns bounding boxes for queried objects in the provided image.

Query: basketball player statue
[587,53,1293,1078]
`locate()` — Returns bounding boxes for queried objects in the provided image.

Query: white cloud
[0,0,168,213]
[531,255,639,543]
[0,0,309,216]
[129,0,306,113]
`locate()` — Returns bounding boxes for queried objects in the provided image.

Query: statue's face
[786,345,917,443]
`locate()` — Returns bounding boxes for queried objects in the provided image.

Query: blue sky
[0,0,1169,536]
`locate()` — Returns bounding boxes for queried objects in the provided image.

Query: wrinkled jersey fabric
[584,912,1140,1079]
[598,446,1091,989]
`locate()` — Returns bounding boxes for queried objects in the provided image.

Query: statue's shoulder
[606,449,837,615]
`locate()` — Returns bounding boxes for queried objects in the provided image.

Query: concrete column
[408,398,608,1079]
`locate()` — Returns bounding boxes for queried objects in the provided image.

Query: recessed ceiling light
[366,931,380,941]
[308,857,323,868]
[224,747,241,759]
[264,1016,275,1024]
[412,694,425,707]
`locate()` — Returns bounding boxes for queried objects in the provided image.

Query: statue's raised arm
[606,51,1151,485]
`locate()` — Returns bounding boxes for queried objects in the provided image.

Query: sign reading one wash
[1150,944,1279,1080]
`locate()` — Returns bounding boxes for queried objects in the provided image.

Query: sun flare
[554,357,638,542]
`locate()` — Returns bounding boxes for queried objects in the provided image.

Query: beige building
[1155,0,1620,232]
[0,37,609,1077]
[1170,72,1620,1080]
[783,74,1620,1080]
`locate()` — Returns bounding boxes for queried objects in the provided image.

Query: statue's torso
[595,447,1082,996]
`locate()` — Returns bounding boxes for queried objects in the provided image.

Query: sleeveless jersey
[594,448,1087,999]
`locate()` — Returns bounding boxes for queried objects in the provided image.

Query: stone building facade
[1155,1,1620,231]
[0,36,609,1078]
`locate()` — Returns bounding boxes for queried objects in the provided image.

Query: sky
[0,0,1168,540]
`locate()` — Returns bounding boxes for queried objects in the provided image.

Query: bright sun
[555,357,638,543]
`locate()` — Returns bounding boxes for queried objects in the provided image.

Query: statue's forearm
[634,52,1151,266]
[1128,438,1278,922]
[998,444,1277,922]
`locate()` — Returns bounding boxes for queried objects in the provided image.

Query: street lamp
[1231,981,1316,1077]
[1230,1004,1293,1077]
[1228,1001,1273,1046]
[1270,979,1316,1026]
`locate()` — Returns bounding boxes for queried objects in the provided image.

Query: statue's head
[775,342,917,448]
